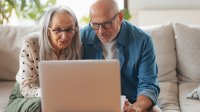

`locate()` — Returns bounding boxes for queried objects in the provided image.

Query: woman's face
[48,12,77,52]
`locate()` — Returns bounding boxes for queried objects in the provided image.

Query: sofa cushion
[0,25,39,81]
[174,23,200,82]
[0,81,15,112]
[141,23,177,82]
[179,82,200,112]
[158,82,180,112]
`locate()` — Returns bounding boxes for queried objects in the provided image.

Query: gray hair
[39,5,82,61]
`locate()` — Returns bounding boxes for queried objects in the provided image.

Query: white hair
[39,5,82,61]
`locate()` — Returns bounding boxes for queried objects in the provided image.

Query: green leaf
[45,0,56,6]
[80,15,90,24]
[1,0,58,24]
[6,0,15,6]
[34,0,41,9]
[20,0,26,11]
[28,12,37,19]
[122,8,131,20]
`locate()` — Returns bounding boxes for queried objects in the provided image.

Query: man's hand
[124,100,143,112]
[123,95,152,112]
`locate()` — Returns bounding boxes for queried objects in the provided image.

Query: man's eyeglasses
[48,27,78,36]
[89,13,119,30]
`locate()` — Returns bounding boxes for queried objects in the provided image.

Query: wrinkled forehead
[50,12,75,27]
[90,11,113,22]
[90,8,116,23]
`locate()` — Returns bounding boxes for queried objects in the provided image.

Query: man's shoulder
[122,20,151,41]
[80,25,94,36]
[80,25,97,43]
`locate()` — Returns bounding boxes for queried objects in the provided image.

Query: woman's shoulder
[23,33,40,45]
[21,33,40,50]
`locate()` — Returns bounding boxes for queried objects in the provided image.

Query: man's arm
[134,34,160,112]
[133,95,152,112]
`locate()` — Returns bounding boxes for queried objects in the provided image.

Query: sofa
[0,23,200,112]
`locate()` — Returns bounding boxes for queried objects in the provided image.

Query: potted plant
[0,0,56,24]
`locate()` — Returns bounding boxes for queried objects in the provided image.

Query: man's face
[90,12,122,43]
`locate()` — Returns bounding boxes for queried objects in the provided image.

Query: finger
[123,105,129,112]
[131,105,141,112]
[124,100,130,106]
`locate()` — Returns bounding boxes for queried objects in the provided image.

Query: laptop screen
[39,59,121,112]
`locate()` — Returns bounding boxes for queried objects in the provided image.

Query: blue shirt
[80,20,160,105]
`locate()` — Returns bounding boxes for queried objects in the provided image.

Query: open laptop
[39,59,121,112]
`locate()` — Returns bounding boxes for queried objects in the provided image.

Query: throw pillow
[187,86,200,100]
[141,23,177,82]
[174,23,200,82]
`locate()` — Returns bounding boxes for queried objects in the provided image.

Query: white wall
[128,0,200,26]
[130,0,200,10]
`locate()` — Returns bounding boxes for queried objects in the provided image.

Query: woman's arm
[16,37,41,98]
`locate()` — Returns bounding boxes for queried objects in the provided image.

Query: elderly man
[80,0,161,112]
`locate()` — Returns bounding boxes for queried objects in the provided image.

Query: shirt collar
[49,48,66,60]
[116,20,129,47]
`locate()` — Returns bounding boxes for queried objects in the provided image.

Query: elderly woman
[6,5,82,112]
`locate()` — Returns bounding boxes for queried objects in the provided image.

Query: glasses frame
[48,27,78,36]
[89,13,119,30]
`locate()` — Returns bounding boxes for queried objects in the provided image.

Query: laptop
[39,59,121,112]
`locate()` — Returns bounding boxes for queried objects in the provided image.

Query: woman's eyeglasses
[48,27,78,36]
[89,13,119,30]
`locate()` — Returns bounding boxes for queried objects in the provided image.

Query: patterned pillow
[187,86,200,100]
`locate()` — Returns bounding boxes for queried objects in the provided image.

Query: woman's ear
[47,29,50,37]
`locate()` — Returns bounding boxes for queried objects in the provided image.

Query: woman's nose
[60,32,68,40]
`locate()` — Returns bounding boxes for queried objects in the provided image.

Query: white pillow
[173,23,200,82]
[187,86,200,100]
[141,23,177,82]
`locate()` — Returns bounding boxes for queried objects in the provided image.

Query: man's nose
[98,25,106,33]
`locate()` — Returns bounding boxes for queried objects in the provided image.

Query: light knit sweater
[16,37,66,98]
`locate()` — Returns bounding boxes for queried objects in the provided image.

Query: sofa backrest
[173,23,200,82]
[0,25,39,81]
[1,23,200,83]
[141,23,178,83]
[141,23,200,83]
